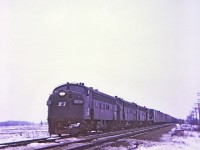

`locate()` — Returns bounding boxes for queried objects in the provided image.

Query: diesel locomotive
[47,82,178,136]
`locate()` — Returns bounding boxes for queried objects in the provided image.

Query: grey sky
[1,0,200,122]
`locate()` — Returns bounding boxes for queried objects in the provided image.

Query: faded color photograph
[0,0,200,149]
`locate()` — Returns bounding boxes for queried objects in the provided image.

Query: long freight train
[47,82,179,136]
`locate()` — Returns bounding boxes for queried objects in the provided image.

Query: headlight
[74,99,84,104]
[59,91,66,97]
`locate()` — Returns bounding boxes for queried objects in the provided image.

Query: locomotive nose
[47,90,84,121]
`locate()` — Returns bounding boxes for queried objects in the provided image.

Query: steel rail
[37,124,174,150]
[0,124,174,149]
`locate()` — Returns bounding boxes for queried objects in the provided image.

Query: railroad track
[0,124,174,150]
[0,135,67,149]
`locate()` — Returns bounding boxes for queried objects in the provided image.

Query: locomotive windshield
[53,84,86,93]
[70,85,85,93]
[53,85,67,93]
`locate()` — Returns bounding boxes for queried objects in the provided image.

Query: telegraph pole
[197,93,200,124]
[187,93,200,126]
[198,103,200,124]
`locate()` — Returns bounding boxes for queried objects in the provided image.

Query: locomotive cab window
[70,85,85,93]
[53,85,67,93]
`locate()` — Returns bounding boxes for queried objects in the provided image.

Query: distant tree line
[0,121,33,126]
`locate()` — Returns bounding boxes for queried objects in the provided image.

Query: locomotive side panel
[101,102,112,120]
[91,91,117,121]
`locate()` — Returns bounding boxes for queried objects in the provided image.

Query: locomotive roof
[55,82,143,105]
[53,82,177,120]
[55,82,116,99]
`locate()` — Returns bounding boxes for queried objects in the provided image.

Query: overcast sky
[1,0,200,122]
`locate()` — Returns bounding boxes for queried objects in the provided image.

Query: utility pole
[187,93,200,125]
[198,103,200,124]
[193,107,198,124]
[197,93,200,125]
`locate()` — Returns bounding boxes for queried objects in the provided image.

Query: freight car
[47,82,178,136]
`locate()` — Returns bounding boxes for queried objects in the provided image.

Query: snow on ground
[103,125,200,150]
[0,124,49,144]
[1,124,200,150]
[136,130,200,150]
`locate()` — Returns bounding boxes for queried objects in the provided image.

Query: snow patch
[0,125,49,143]
[102,126,200,150]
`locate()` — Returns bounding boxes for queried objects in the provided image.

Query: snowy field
[0,124,49,144]
[103,125,200,150]
[1,124,200,150]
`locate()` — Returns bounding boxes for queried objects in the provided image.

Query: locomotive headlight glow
[59,91,66,97]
